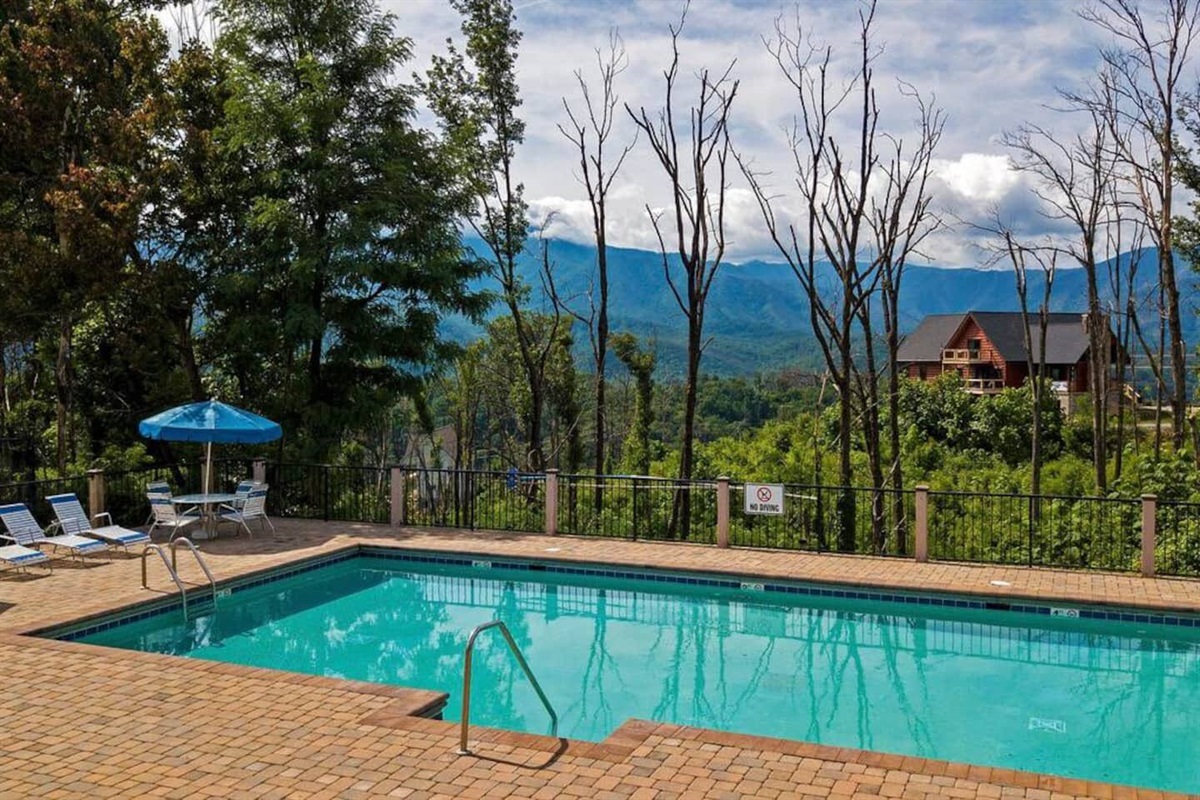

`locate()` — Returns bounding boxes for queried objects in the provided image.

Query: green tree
[972,386,1064,467]
[897,374,976,450]
[612,332,655,475]
[426,0,567,473]
[475,313,578,470]
[205,0,487,458]
[0,0,170,471]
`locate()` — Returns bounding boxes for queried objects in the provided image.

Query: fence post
[252,458,266,484]
[716,476,730,548]
[399,469,409,525]
[1141,493,1157,578]
[914,485,929,563]
[87,468,105,524]
[390,466,403,528]
[323,465,331,521]
[545,469,559,536]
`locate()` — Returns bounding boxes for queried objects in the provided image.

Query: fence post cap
[545,468,559,474]
[915,484,930,491]
[717,475,729,482]
[1141,493,1158,500]
[86,468,104,475]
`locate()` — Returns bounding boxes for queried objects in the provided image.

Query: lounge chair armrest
[93,511,113,526]
[218,503,239,514]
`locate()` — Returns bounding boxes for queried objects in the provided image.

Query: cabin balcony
[942,348,983,364]
[965,378,1004,394]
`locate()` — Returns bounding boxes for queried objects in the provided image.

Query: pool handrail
[457,619,558,755]
[141,543,190,620]
[170,537,217,608]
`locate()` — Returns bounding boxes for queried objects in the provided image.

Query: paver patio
[1,519,1196,799]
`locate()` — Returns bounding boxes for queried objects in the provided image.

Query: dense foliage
[0,0,487,477]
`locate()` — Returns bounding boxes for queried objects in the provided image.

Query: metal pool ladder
[141,538,217,621]
[457,620,558,755]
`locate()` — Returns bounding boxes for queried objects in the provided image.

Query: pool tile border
[364,547,1200,628]
[44,544,1200,643]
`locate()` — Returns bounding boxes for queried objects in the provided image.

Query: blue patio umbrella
[139,400,281,493]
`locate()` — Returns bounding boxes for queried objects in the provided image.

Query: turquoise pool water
[74,555,1200,792]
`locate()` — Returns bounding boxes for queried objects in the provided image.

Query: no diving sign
[744,483,784,515]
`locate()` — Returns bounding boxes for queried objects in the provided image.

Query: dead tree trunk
[559,33,636,512]
[626,11,737,539]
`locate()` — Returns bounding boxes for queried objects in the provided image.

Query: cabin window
[967,339,981,359]
[918,366,927,380]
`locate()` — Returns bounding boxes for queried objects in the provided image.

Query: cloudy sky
[390,1,1124,267]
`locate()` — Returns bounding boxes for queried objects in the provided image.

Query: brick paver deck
[1,519,1196,799]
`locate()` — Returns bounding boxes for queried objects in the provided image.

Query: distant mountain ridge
[449,239,1194,376]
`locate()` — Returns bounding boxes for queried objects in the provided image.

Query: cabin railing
[964,378,1004,393]
[942,348,984,363]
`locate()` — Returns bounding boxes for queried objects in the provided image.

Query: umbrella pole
[204,441,212,495]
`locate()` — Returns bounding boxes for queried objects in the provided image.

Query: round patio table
[172,493,238,540]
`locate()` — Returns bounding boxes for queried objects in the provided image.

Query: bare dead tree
[871,86,945,553]
[1002,106,1117,491]
[626,9,738,539]
[1075,0,1199,450]
[741,0,938,552]
[1106,202,1147,478]
[558,31,636,512]
[1004,231,1058,500]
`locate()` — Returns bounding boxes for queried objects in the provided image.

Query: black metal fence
[555,475,717,542]
[265,463,391,523]
[8,460,1200,578]
[400,468,544,532]
[0,474,90,527]
[1155,500,1200,577]
[0,459,249,529]
[727,484,914,555]
[927,490,1141,571]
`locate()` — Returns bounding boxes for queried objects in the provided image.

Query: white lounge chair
[0,503,108,561]
[147,495,201,541]
[0,541,52,574]
[217,485,273,537]
[47,493,150,553]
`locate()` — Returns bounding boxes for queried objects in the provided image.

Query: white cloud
[390,1,1119,266]
[932,154,1021,203]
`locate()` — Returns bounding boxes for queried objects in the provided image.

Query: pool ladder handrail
[457,620,558,755]
[140,538,217,621]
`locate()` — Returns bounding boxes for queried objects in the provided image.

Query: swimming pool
[60,550,1200,793]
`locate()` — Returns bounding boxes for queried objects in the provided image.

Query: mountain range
[450,239,1196,377]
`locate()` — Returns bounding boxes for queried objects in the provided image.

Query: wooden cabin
[897,311,1122,412]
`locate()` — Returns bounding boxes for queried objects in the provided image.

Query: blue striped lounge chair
[47,493,150,553]
[0,503,108,561]
[0,539,52,574]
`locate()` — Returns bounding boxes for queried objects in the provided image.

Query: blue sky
[390,1,1147,266]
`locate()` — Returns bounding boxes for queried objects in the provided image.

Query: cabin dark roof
[896,314,964,363]
[898,311,1093,365]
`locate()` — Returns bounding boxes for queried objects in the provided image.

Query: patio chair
[217,485,273,537]
[147,495,201,542]
[144,480,171,525]
[0,540,52,574]
[46,493,150,553]
[0,503,109,561]
[231,479,258,510]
